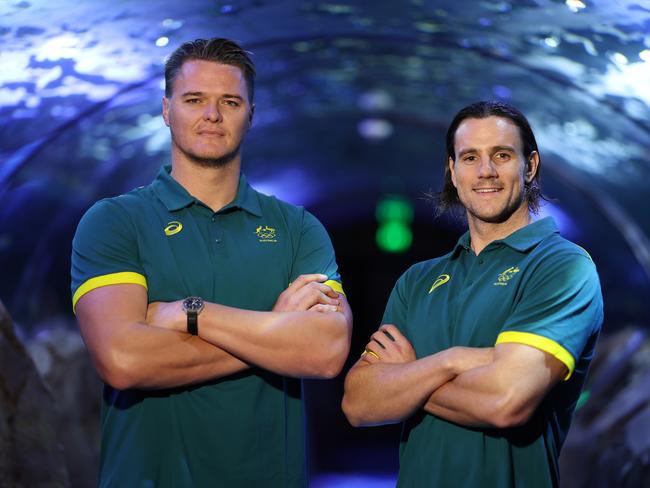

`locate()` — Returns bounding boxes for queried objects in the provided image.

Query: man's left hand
[272,274,340,313]
[362,324,416,365]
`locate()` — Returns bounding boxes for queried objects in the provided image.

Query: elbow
[496,407,534,429]
[340,370,374,427]
[94,348,140,390]
[306,323,351,379]
[487,394,535,429]
[341,394,365,427]
[306,344,349,379]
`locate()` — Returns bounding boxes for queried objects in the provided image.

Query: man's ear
[162,97,170,127]
[525,151,540,183]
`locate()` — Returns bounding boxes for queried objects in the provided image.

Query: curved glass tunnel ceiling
[0,0,649,327]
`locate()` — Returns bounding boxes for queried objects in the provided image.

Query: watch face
[183,296,204,313]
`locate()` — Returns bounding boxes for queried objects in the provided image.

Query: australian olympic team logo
[255,225,278,243]
[164,221,183,236]
[494,266,520,286]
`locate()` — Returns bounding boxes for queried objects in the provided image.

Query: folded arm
[341,325,493,426]
[77,274,351,390]
[423,342,568,428]
[146,274,353,379]
[76,283,249,391]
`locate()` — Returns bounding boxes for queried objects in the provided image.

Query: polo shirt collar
[152,164,262,216]
[452,217,559,255]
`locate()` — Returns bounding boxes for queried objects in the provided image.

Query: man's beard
[462,185,527,224]
[173,133,243,169]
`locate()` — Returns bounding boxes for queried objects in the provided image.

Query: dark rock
[560,327,650,488]
[27,324,101,488]
[0,299,69,487]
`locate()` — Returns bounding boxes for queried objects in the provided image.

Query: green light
[376,221,413,253]
[376,195,414,253]
[376,196,414,224]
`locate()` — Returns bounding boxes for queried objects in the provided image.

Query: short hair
[164,38,256,102]
[438,100,544,215]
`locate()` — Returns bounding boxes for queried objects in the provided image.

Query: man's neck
[467,206,532,255]
[170,155,242,212]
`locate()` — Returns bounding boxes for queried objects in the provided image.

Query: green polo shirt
[381,217,602,488]
[71,165,343,488]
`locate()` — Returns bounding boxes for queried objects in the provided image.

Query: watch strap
[187,310,198,335]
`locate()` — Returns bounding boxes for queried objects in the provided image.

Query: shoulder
[534,232,598,275]
[74,186,154,243]
[80,185,153,221]
[521,234,602,309]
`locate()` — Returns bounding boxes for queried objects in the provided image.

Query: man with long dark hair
[71,38,352,487]
[343,101,602,487]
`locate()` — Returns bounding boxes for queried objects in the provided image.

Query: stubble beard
[172,131,243,169]
[463,186,527,224]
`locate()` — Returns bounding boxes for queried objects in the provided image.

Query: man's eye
[496,152,510,160]
[186,98,201,104]
[223,99,239,107]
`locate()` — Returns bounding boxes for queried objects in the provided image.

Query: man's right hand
[272,274,340,312]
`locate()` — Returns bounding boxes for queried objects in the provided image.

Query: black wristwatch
[182,296,204,335]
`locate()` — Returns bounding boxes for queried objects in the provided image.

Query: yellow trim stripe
[72,272,148,312]
[324,279,345,296]
[496,331,575,381]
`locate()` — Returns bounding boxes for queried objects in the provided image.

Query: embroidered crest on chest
[255,225,278,243]
[494,266,520,286]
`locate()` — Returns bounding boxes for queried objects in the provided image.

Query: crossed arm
[342,325,567,429]
[76,274,352,390]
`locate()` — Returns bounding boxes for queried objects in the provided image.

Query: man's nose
[478,155,498,178]
[203,102,222,122]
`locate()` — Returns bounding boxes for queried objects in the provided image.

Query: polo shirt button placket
[210,214,223,246]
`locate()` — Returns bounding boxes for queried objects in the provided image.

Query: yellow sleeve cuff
[324,279,345,296]
[72,271,148,313]
[495,331,575,381]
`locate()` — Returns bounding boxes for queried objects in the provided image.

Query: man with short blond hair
[72,38,352,487]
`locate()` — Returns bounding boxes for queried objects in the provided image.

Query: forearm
[89,321,249,390]
[423,362,525,428]
[76,285,251,390]
[198,301,352,378]
[342,351,457,426]
[424,374,500,427]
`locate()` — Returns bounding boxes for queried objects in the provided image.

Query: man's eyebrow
[457,145,517,158]
[457,147,477,158]
[180,91,244,101]
[491,145,516,153]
